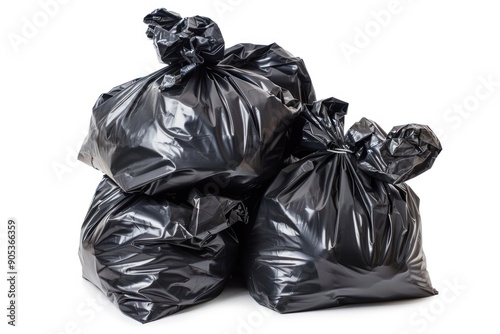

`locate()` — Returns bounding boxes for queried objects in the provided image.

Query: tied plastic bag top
[246,98,442,313]
[78,8,315,196]
[79,176,247,323]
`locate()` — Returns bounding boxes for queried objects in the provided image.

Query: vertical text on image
[6,218,18,326]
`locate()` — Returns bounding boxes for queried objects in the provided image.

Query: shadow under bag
[245,98,442,313]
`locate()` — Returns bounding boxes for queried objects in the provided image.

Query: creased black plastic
[78,9,313,196]
[290,97,349,157]
[245,98,442,313]
[345,118,442,184]
[221,43,316,104]
[79,176,247,323]
[143,8,225,86]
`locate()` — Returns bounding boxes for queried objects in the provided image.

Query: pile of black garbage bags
[78,9,442,323]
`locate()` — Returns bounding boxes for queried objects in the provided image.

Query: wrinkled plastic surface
[245,98,442,313]
[79,176,247,323]
[78,8,317,196]
[221,43,316,104]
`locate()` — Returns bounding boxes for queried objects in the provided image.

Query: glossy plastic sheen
[79,177,247,323]
[221,43,316,104]
[78,9,316,196]
[245,98,442,313]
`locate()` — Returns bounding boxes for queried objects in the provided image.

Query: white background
[1,0,499,333]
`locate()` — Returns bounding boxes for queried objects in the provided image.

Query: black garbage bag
[245,98,442,313]
[78,8,308,196]
[79,176,247,323]
[220,43,316,104]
